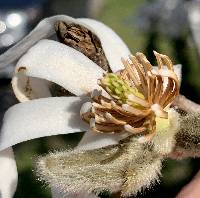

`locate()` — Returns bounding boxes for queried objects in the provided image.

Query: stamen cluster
[81,51,179,142]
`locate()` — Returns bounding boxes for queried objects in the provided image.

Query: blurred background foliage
[1,0,200,197]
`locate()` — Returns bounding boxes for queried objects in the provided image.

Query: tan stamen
[81,51,180,142]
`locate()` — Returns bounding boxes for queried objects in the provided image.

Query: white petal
[152,64,182,82]
[0,15,131,73]
[78,18,131,72]
[0,97,88,151]
[12,75,51,102]
[76,130,129,151]
[0,15,77,69]
[173,64,182,82]
[13,39,105,101]
[0,147,18,198]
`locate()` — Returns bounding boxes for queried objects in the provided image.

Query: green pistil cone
[102,73,144,106]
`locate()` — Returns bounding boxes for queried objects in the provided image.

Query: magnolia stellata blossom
[0,15,182,198]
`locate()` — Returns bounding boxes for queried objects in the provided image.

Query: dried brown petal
[55,21,111,72]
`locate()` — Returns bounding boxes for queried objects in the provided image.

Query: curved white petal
[78,18,131,72]
[76,130,129,151]
[12,39,105,101]
[173,64,182,82]
[0,15,131,74]
[0,147,18,198]
[0,97,88,151]
[0,15,77,69]
[153,64,182,82]
[12,75,51,102]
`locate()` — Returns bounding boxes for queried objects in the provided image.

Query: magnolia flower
[0,15,182,198]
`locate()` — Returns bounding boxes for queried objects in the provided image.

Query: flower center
[100,73,145,106]
[81,51,179,142]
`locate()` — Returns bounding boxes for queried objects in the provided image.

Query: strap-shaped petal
[0,15,131,74]
[12,39,105,101]
[78,18,131,72]
[12,75,52,102]
[153,64,182,83]
[0,147,18,198]
[0,15,77,69]
[76,130,129,151]
[0,97,88,151]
